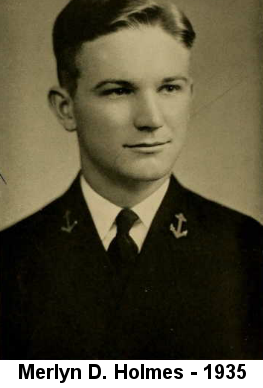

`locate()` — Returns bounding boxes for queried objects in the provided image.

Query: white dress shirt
[80,175,169,252]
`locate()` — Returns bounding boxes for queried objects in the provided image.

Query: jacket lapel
[29,175,119,358]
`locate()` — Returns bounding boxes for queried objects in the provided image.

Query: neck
[81,168,170,208]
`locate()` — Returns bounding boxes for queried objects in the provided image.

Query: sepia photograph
[0,0,262,360]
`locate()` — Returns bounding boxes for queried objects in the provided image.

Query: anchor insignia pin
[170,213,188,239]
[61,210,78,233]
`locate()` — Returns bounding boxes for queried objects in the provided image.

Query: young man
[1,0,262,359]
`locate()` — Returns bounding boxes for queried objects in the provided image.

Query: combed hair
[53,0,196,95]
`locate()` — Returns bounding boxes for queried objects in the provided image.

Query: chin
[133,158,175,180]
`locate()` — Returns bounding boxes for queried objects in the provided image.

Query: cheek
[166,99,191,128]
[78,102,131,134]
[76,105,130,151]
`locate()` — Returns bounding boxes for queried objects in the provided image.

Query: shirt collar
[80,175,121,241]
[132,179,169,228]
[80,175,170,239]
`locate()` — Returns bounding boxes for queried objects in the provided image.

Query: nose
[133,92,164,131]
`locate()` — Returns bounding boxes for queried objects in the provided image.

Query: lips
[124,141,171,148]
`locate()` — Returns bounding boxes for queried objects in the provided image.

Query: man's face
[72,26,192,185]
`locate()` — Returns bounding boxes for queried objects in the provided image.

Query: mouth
[124,141,171,149]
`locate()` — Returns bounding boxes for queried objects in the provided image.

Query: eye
[100,88,133,98]
[160,84,183,93]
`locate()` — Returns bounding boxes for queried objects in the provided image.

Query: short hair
[53,0,196,96]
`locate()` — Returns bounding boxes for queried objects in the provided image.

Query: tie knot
[115,208,138,235]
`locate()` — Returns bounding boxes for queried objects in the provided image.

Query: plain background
[0,0,262,230]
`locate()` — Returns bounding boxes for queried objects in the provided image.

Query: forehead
[76,26,191,84]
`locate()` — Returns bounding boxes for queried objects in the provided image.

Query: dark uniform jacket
[1,174,262,359]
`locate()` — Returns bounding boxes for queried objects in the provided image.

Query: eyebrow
[92,76,189,91]
[162,76,189,83]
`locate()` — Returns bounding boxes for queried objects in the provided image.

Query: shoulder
[1,175,84,247]
[169,176,263,251]
[2,193,66,238]
[183,183,260,224]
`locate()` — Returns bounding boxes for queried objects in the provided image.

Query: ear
[48,86,77,132]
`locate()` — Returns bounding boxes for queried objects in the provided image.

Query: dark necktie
[107,209,139,277]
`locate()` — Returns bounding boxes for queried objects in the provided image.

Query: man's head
[53,0,195,96]
[49,0,196,202]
